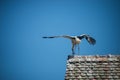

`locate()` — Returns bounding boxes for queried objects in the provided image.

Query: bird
[42,34,96,55]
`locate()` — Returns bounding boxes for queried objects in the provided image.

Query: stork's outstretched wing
[42,35,73,39]
[78,34,96,45]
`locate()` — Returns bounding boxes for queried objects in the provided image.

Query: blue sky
[0,0,120,80]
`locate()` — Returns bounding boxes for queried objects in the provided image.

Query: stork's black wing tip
[42,36,55,38]
[86,36,96,45]
[42,37,47,38]
[90,37,96,45]
[92,41,96,45]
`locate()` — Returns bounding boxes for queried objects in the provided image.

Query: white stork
[43,34,96,55]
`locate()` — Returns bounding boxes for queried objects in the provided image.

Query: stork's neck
[77,36,84,40]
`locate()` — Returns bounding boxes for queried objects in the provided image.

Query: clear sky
[1,0,120,80]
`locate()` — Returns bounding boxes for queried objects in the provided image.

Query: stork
[43,34,96,55]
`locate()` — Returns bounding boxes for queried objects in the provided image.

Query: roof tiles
[65,55,120,80]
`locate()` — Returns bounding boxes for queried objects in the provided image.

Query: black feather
[77,36,84,39]
[78,34,96,45]
[42,37,47,38]
[42,37,55,38]
[87,37,96,45]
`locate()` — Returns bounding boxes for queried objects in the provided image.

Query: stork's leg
[72,44,75,55]
[78,44,80,55]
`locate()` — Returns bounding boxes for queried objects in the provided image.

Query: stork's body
[71,36,81,54]
[72,36,81,44]
[43,34,96,55]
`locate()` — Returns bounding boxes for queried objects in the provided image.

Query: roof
[65,55,120,80]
